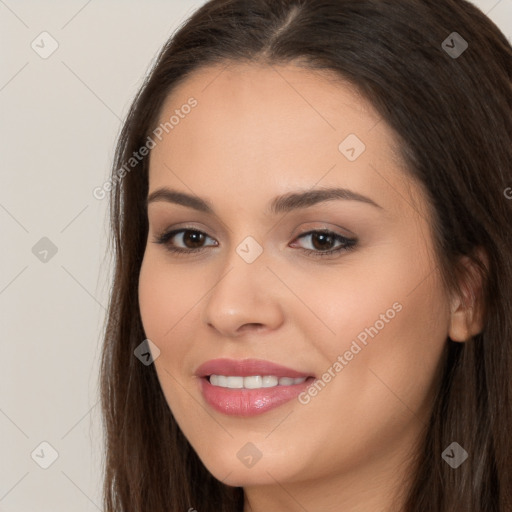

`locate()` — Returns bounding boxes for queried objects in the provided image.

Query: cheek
[138,260,167,341]
[138,253,201,341]
[138,253,202,414]
[285,258,449,476]
[304,247,450,431]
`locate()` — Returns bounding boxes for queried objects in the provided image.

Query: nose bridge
[201,238,284,335]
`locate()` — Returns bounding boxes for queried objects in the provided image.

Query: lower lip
[199,376,314,417]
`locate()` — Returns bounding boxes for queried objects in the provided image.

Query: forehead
[155,61,384,148]
[148,62,426,221]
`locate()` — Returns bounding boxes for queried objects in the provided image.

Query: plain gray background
[1,1,511,510]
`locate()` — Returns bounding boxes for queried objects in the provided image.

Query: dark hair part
[100,0,512,510]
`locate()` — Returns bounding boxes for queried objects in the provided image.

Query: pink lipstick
[195,358,315,417]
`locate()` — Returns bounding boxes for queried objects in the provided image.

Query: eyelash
[152,227,357,258]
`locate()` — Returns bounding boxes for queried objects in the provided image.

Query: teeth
[244,376,262,389]
[227,376,244,388]
[262,375,278,387]
[209,375,307,389]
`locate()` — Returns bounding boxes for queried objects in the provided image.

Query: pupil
[313,233,333,250]
[185,231,204,248]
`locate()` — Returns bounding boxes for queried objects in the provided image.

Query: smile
[208,375,308,389]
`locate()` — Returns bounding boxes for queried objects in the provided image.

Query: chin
[209,467,276,488]
[199,450,304,488]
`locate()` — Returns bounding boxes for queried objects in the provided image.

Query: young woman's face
[139,62,452,500]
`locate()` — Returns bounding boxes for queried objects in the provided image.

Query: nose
[201,250,285,338]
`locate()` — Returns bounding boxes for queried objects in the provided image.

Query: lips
[195,358,314,379]
[195,358,316,416]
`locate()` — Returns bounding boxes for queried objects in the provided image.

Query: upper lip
[195,358,314,378]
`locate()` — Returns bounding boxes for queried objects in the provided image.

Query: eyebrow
[146,186,382,214]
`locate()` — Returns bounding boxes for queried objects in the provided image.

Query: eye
[153,228,217,254]
[291,229,357,258]
[152,227,357,258]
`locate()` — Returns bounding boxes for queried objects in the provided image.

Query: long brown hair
[99,1,512,510]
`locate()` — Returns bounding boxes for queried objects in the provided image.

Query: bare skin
[138,62,483,512]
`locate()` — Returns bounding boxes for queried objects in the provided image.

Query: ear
[448,247,488,342]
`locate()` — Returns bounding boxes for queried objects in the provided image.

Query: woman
[99,0,512,510]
